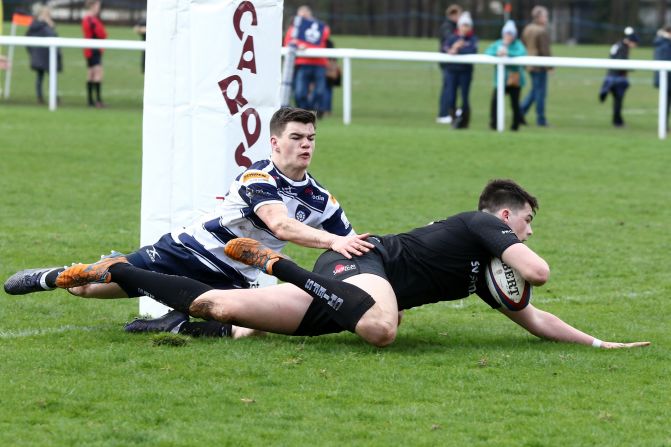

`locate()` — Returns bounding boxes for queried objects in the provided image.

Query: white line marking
[0,325,98,339]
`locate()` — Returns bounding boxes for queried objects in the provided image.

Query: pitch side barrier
[0,35,144,111]
[295,47,671,139]
[2,36,671,138]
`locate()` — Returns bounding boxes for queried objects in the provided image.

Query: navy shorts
[86,50,102,67]
[293,237,388,336]
[121,234,249,297]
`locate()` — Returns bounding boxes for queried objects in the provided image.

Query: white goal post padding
[140,0,283,316]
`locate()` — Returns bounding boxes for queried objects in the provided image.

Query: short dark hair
[270,107,316,136]
[446,4,463,17]
[478,179,539,214]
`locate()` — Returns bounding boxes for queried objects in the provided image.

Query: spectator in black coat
[26,4,62,104]
[653,25,671,125]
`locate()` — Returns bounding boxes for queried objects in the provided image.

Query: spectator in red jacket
[284,6,330,117]
[82,0,107,107]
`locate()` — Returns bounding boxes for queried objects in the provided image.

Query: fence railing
[1,36,670,139]
[296,47,671,139]
[0,36,145,110]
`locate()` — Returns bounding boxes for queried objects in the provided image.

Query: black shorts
[86,50,102,67]
[293,237,388,336]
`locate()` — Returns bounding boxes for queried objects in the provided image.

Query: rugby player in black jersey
[54,179,649,349]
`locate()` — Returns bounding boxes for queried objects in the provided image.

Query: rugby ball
[485,257,532,311]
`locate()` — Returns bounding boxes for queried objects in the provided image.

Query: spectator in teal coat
[485,20,527,130]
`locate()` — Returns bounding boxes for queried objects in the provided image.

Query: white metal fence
[1,36,670,138]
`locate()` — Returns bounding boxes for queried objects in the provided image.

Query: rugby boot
[4,267,60,295]
[224,238,286,275]
[124,310,189,334]
[56,253,128,288]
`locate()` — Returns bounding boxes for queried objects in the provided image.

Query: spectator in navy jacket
[599,27,639,128]
[437,4,463,124]
[442,12,478,129]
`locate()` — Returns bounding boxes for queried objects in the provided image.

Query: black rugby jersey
[378,211,521,310]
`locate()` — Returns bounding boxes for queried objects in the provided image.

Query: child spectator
[485,20,527,131]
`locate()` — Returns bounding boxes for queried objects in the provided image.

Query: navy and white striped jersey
[170,159,354,283]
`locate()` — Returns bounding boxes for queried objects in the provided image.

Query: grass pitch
[1,26,670,446]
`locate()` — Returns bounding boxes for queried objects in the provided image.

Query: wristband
[591,338,603,348]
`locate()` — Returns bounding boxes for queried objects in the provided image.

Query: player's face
[271,121,316,179]
[504,203,534,242]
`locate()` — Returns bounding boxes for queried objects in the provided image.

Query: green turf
[1,27,670,446]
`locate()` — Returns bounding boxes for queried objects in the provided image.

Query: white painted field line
[0,325,97,339]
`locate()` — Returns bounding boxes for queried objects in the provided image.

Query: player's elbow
[526,263,550,286]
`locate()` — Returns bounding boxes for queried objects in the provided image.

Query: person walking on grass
[599,27,639,128]
[47,180,649,350]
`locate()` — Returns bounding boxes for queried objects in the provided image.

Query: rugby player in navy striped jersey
[5,107,373,338]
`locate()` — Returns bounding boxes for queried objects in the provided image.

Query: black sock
[94,82,102,103]
[87,81,94,105]
[108,264,213,314]
[45,268,66,288]
[272,259,375,332]
[178,321,232,337]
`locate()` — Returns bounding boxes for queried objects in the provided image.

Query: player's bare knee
[189,293,233,322]
[357,318,397,347]
[67,285,92,297]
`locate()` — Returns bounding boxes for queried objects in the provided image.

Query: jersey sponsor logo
[303,187,325,202]
[242,171,271,183]
[146,246,161,263]
[333,263,357,276]
[468,260,480,294]
[245,186,274,199]
[304,278,343,310]
[501,229,513,234]
[295,204,311,222]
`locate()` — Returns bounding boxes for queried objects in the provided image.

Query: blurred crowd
[433,3,670,130]
[3,2,671,128]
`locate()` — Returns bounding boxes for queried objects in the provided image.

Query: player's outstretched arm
[256,203,373,258]
[499,304,651,349]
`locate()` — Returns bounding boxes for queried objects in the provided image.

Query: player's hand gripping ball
[486,257,532,311]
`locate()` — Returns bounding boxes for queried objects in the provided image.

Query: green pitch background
[0,25,669,446]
